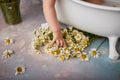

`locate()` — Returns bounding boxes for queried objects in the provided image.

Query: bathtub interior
[81,0,120,7]
[104,0,120,7]
[72,0,120,11]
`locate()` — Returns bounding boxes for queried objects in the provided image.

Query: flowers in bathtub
[32,23,91,61]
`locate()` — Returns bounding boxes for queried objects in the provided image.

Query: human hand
[50,31,66,47]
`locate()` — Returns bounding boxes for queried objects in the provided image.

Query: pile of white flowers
[32,23,99,61]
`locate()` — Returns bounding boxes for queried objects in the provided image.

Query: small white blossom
[3,49,13,58]
[79,52,89,61]
[5,37,13,45]
[89,48,99,58]
[15,65,25,75]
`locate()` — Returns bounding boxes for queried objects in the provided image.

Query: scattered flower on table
[89,48,99,58]
[79,52,89,61]
[3,49,13,58]
[5,37,13,45]
[15,65,25,75]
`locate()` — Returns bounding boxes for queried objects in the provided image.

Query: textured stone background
[0,0,120,80]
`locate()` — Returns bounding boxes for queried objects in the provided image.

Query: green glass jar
[0,0,22,25]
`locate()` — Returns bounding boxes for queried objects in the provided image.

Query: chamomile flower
[65,35,72,42]
[64,52,70,59]
[49,50,55,56]
[81,36,89,47]
[74,47,80,53]
[68,26,73,31]
[63,28,68,33]
[89,48,99,58]
[3,49,13,58]
[71,52,78,58]
[79,52,89,61]
[58,55,65,61]
[74,33,82,41]
[54,48,61,55]
[63,47,69,52]
[15,65,25,75]
[5,37,13,45]
[70,43,76,47]
[71,30,78,36]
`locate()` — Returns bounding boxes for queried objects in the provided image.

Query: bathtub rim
[72,0,120,11]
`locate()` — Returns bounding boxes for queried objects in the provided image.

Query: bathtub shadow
[116,38,120,60]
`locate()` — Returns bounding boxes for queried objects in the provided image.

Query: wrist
[52,30,61,34]
[52,30,62,37]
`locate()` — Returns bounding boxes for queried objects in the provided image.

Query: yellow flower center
[17,67,23,72]
[66,36,71,41]
[72,31,77,36]
[59,55,64,61]
[50,51,55,56]
[91,51,97,56]
[6,39,10,44]
[82,40,87,46]
[65,53,69,57]
[75,48,79,52]
[5,52,11,57]
[71,43,75,47]
[76,35,81,39]
[64,47,69,51]
[80,54,86,60]
[55,49,60,54]
[71,53,77,57]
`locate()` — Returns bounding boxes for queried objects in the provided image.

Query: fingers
[50,39,55,46]
[57,40,66,47]
[56,40,60,47]
[60,40,66,47]
[63,40,66,46]
[50,39,66,47]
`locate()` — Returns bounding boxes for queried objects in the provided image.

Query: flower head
[58,55,65,61]
[3,49,13,58]
[75,35,81,41]
[81,36,89,47]
[65,35,72,42]
[15,65,25,75]
[79,52,89,61]
[89,48,99,58]
[64,52,70,59]
[71,30,78,36]
[5,38,13,45]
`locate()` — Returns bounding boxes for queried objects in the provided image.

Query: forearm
[43,0,61,33]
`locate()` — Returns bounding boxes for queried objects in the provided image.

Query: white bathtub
[55,0,120,60]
